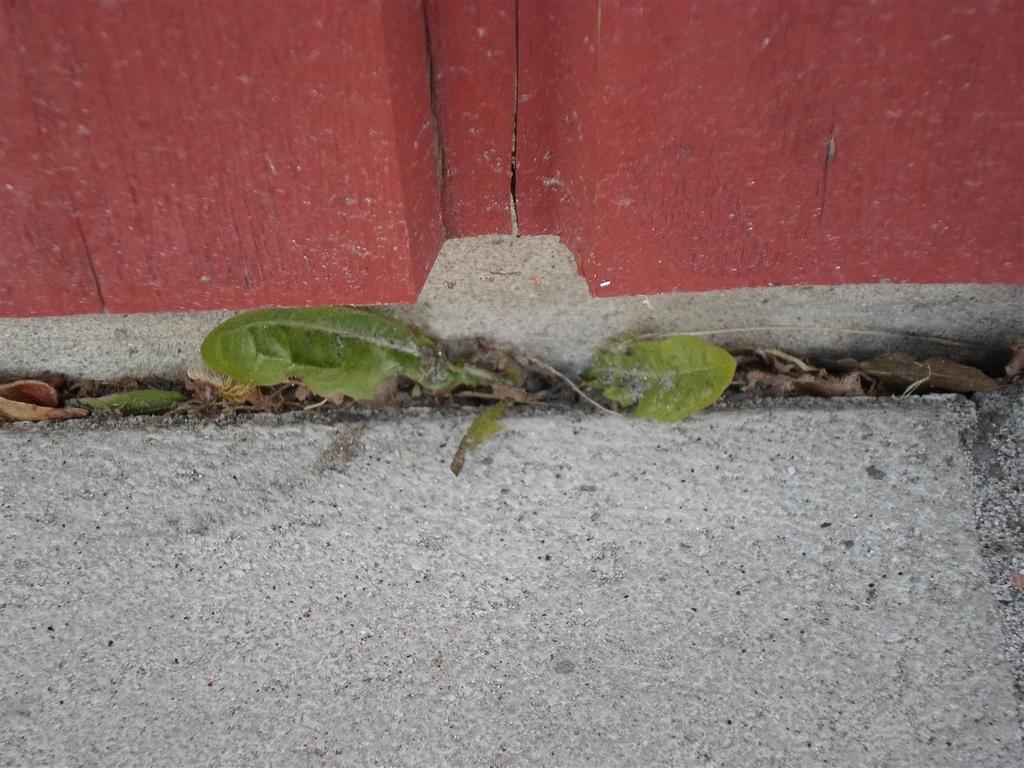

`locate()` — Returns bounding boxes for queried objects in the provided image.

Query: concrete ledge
[1,235,1021,379]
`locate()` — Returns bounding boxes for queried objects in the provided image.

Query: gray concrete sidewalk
[1,396,1021,767]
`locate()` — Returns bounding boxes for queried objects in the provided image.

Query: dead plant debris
[856,353,1000,394]
[0,395,87,423]
[2,328,1018,477]
[736,346,1013,399]
[0,379,62,407]
[1,346,1017,427]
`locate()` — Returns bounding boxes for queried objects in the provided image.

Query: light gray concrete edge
[970,386,1024,719]
[2,235,1021,380]
[1,396,1022,767]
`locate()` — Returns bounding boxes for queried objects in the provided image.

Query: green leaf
[69,389,187,415]
[451,402,508,476]
[584,335,736,422]
[200,307,495,401]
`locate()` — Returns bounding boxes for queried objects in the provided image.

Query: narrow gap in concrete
[509,0,520,236]
[420,1,449,237]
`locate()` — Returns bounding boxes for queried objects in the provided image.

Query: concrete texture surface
[2,235,1021,380]
[970,387,1024,719]
[2,397,1022,767]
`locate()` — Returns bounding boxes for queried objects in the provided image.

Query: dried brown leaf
[756,348,820,375]
[792,372,864,397]
[238,384,287,410]
[743,370,864,398]
[0,396,88,423]
[457,338,528,388]
[921,358,993,392]
[859,354,998,393]
[184,364,228,403]
[742,370,797,395]
[34,373,66,393]
[0,380,60,407]
[490,382,533,403]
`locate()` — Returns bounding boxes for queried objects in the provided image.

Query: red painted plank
[0,0,442,317]
[516,0,1024,296]
[515,0,597,257]
[424,0,516,236]
[0,2,103,316]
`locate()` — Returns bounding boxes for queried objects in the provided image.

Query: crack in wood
[421,0,448,237]
[509,0,520,236]
[73,217,107,313]
[819,130,837,224]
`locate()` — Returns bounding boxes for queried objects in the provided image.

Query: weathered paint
[1,2,104,316]
[1,0,443,316]
[2,0,1021,318]
[424,0,516,236]
[516,0,1024,296]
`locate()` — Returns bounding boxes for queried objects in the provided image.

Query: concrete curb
[2,235,1021,380]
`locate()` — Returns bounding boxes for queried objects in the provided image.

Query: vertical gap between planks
[421,0,449,237]
[509,0,520,236]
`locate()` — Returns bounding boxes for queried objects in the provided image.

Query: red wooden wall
[2,0,442,316]
[425,0,516,236]
[2,0,1022,318]
[516,0,1024,296]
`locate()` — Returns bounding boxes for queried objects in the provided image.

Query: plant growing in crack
[196,308,740,471]
[1,305,1018,477]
